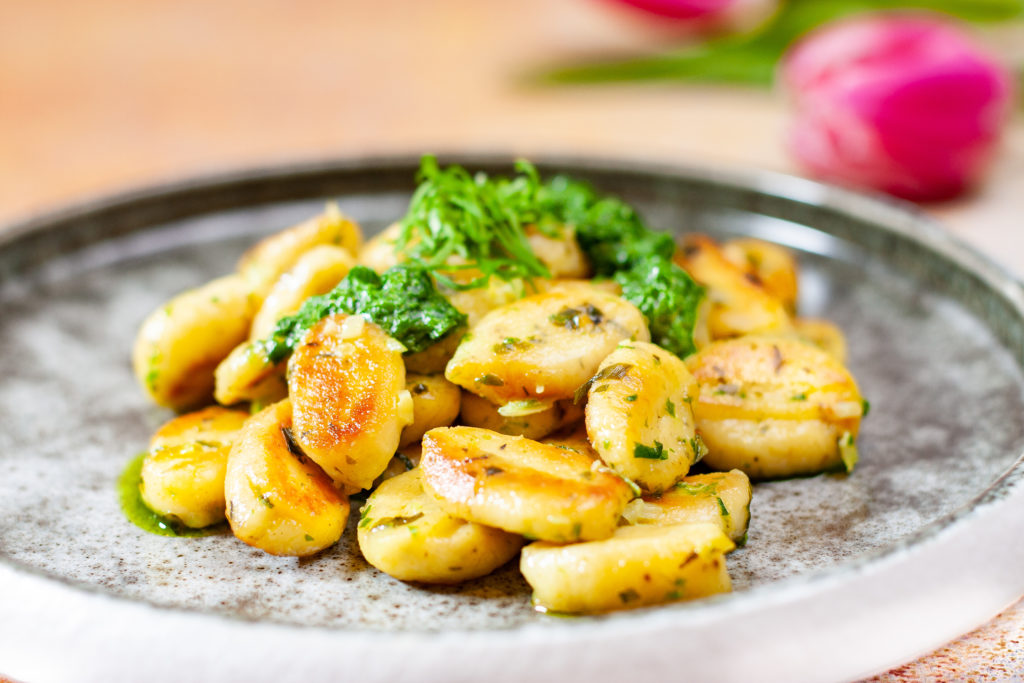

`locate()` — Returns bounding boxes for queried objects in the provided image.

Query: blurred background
[2,0,1022,264]
[2,1,1023,679]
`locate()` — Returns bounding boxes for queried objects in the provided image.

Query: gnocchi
[128,158,868,616]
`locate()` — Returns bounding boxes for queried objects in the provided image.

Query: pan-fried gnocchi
[133,274,259,410]
[675,235,792,340]
[520,523,734,614]
[140,406,249,528]
[288,313,412,492]
[249,244,355,339]
[584,341,702,493]
[420,427,633,542]
[224,400,349,556]
[128,158,868,615]
[445,285,649,405]
[621,470,752,543]
[358,469,523,583]
[400,374,462,447]
[685,336,864,478]
[459,391,582,441]
[238,203,362,298]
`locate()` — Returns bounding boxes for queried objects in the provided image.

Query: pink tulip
[782,14,1014,202]
[608,0,737,20]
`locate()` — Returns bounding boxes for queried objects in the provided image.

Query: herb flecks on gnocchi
[420,427,633,543]
[585,341,702,494]
[520,523,734,614]
[445,285,649,405]
[224,399,349,557]
[287,313,411,492]
[140,406,250,529]
[686,336,864,479]
[128,156,867,616]
[358,468,523,584]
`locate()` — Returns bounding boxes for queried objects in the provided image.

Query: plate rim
[3,154,1024,683]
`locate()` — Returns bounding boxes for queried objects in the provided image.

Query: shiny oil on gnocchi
[675,235,792,341]
[238,203,362,299]
[224,400,349,556]
[357,469,523,584]
[133,274,258,410]
[622,469,752,543]
[585,341,702,494]
[140,406,249,528]
[685,336,865,479]
[287,313,412,492]
[445,285,649,405]
[520,522,734,614]
[420,426,634,543]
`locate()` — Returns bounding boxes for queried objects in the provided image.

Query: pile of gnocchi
[132,191,865,615]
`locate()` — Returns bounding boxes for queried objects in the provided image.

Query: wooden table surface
[3,1,1024,680]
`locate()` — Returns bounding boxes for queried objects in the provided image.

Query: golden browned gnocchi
[213,341,288,406]
[520,523,734,614]
[722,237,800,315]
[421,426,634,542]
[459,391,583,441]
[238,203,362,299]
[400,373,462,447]
[249,244,355,340]
[357,469,523,584]
[685,336,864,478]
[622,470,752,543]
[525,224,590,279]
[675,235,792,340]
[224,400,349,556]
[133,274,258,410]
[288,313,412,492]
[129,159,872,617]
[445,285,649,404]
[140,406,249,528]
[356,222,403,273]
[585,341,702,493]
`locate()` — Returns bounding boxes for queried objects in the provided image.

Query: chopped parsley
[614,257,705,359]
[397,156,555,290]
[549,304,603,330]
[634,441,668,460]
[839,431,859,473]
[665,399,676,417]
[573,362,634,403]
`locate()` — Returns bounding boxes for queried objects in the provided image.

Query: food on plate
[520,522,734,614]
[459,391,582,440]
[420,426,634,543]
[685,336,863,478]
[287,312,412,492]
[400,373,462,448]
[444,284,649,405]
[584,340,703,494]
[224,399,349,556]
[238,202,361,298]
[358,468,524,584]
[621,469,752,543]
[133,274,257,410]
[139,406,249,528]
[127,155,866,613]
[675,234,792,341]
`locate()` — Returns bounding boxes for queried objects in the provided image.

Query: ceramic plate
[3,156,1024,683]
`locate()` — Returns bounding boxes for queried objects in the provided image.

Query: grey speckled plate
[3,156,1024,683]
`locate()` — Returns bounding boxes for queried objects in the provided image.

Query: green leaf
[539,0,1023,87]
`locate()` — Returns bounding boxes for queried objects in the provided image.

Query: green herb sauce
[260,264,466,363]
[117,453,225,537]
